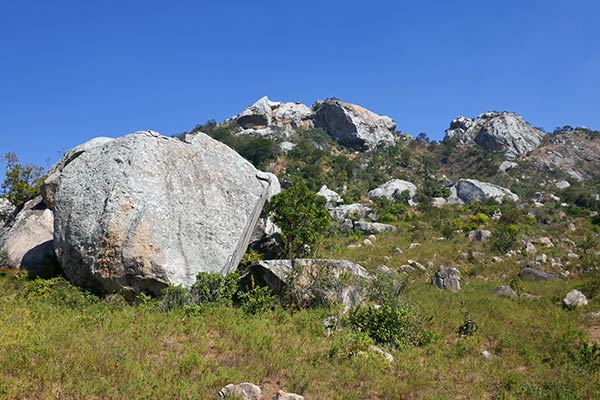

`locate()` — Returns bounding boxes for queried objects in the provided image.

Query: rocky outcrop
[468,229,491,241]
[368,179,417,201]
[0,196,54,275]
[241,259,372,309]
[313,99,397,150]
[317,185,343,206]
[455,179,519,203]
[526,128,600,181]
[328,203,374,222]
[353,221,397,234]
[444,112,544,159]
[519,267,555,281]
[563,289,588,308]
[432,268,461,291]
[217,382,262,400]
[48,131,279,295]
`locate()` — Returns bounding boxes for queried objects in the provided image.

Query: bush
[1,152,45,206]
[368,272,408,308]
[457,313,478,338]
[268,179,331,258]
[190,272,239,306]
[160,285,192,312]
[346,304,433,349]
[491,223,520,253]
[238,278,277,314]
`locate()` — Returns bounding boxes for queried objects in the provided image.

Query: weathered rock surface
[519,267,555,281]
[241,259,371,309]
[217,382,262,400]
[432,268,461,291]
[49,131,279,295]
[468,229,491,241]
[526,128,600,181]
[313,99,397,150]
[328,203,373,222]
[455,179,519,203]
[0,197,15,223]
[563,289,588,308]
[368,179,417,200]
[0,196,54,275]
[444,112,544,159]
[273,390,305,400]
[317,185,343,206]
[499,161,518,172]
[353,221,397,234]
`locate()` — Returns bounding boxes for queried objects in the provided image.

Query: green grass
[1,264,599,399]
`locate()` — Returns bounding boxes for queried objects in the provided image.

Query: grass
[1,260,600,399]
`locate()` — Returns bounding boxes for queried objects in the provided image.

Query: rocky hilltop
[444,112,545,160]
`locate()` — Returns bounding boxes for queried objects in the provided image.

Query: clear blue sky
[1,0,599,177]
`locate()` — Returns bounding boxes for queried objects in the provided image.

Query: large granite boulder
[46,130,279,295]
[313,99,397,150]
[455,179,519,203]
[368,179,417,201]
[0,196,54,275]
[241,259,372,309]
[444,112,544,159]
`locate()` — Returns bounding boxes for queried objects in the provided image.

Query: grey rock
[273,390,305,400]
[0,196,55,276]
[328,203,373,222]
[407,259,426,271]
[492,286,517,299]
[0,197,15,223]
[50,131,279,295]
[369,345,394,363]
[363,238,374,247]
[455,179,519,203]
[399,264,415,273]
[482,350,495,360]
[278,141,296,152]
[555,180,571,190]
[317,185,343,206]
[536,254,548,264]
[409,243,421,249]
[236,96,276,128]
[353,221,397,234]
[467,229,491,241]
[368,179,417,200]
[323,316,338,337]
[519,267,555,281]
[533,237,554,247]
[241,259,371,309]
[432,268,461,291]
[217,382,262,400]
[444,112,544,160]
[313,99,397,150]
[563,289,588,308]
[393,247,404,255]
[431,197,447,208]
[499,161,518,172]
[524,242,537,254]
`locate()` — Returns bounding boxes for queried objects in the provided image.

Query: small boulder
[369,345,394,363]
[555,180,571,190]
[328,203,373,222]
[492,286,517,299]
[368,179,417,201]
[563,289,588,309]
[519,267,555,281]
[353,221,397,234]
[217,382,262,400]
[467,229,491,241]
[432,268,461,291]
[317,185,343,206]
[273,390,305,400]
[499,161,518,172]
[455,179,519,203]
[363,238,374,247]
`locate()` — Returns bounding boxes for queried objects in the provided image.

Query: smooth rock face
[444,112,544,159]
[313,99,397,150]
[0,196,54,275]
[432,268,461,291]
[368,179,417,200]
[217,382,262,400]
[241,259,371,309]
[563,289,588,308]
[50,131,279,295]
[455,179,519,203]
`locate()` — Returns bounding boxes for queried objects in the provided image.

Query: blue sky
[1,0,599,177]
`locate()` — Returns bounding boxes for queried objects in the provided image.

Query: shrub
[368,272,408,308]
[457,313,478,338]
[190,272,239,306]
[491,223,520,253]
[268,179,331,258]
[1,152,44,206]
[160,285,192,312]
[238,278,277,314]
[346,304,433,348]
[574,342,600,372]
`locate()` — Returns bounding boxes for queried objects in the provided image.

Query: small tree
[268,179,331,258]
[2,153,44,206]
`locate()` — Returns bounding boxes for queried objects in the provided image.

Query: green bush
[1,152,45,206]
[457,313,478,338]
[346,304,433,348]
[160,285,192,312]
[491,223,520,253]
[238,278,277,314]
[368,272,408,308]
[190,272,239,306]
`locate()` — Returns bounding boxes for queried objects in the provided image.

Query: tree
[1,153,44,206]
[267,180,331,258]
